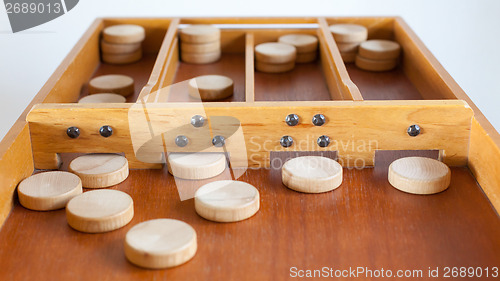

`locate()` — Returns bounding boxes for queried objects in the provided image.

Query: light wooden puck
[355,55,398,72]
[78,93,127,103]
[341,51,357,63]
[359,39,401,60]
[181,41,220,53]
[195,180,260,222]
[296,51,317,63]
[69,154,129,188]
[66,189,134,233]
[102,24,145,44]
[181,50,221,64]
[255,42,297,64]
[89,74,134,97]
[17,171,82,211]
[255,60,295,73]
[337,42,360,53]
[329,24,368,43]
[282,156,343,193]
[188,75,233,101]
[278,34,318,53]
[180,25,221,43]
[102,48,142,65]
[100,40,141,54]
[124,219,197,269]
[388,157,451,195]
[167,152,226,180]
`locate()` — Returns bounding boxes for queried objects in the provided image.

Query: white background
[0,0,499,140]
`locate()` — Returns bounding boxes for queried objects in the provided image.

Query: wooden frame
[1,16,499,228]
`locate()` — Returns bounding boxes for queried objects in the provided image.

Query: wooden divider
[245,33,255,102]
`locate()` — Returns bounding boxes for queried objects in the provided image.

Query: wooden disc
[337,42,360,53]
[195,180,260,222]
[17,171,82,211]
[102,24,145,44]
[181,41,220,53]
[341,51,357,63]
[295,51,317,63]
[255,42,297,64]
[88,74,134,97]
[278,34,318,53]
[124,219,197,269]
[255,60,295,73]
[329,24,368,43]
[181,50,221,64]
[282,156,343,193]
[355,55,398,72]
[359,39,401,60]
[100,40,141,54]
[102,48,142,65]
[180,25,220,43]
[69,154,129,188]
[188,75,233,101]
[388,157,451,195]
[78,93,126,103]
[167,153,226,180]
[66,189,134,233]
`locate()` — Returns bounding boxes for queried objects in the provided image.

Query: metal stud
[312,114,326,126]
[285,114,299,126]
[407,124,421,137]
[175,135,189,147]
[66,127,80,139]
[280,135,294,148]
[212,135,225,147]
[99,125,113,138]
[317,135,330,147]
[191,115,205,128]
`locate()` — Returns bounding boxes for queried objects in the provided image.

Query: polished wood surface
[1,158,499,281]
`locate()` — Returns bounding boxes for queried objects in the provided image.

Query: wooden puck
[188,75,233,101]
[355,55,398,72]
[181,41,220,53]
[278,34,318,53]
[337,42,360,53]
[255,60,295,73]
[329,23,368,43]
[102,24,145,44]
[181,50,221,64]
[255,42,296,64]
[17,171,82,211]
[124,219,197,269]
[195,180,260,222]
[69,154,129,188]
[167,152,226,180]
[359,39,401,60]
[78,93,127,103]
[295,51,317,63]
[180,25,221,43]
[341,51,357,63]
[89,74,134,97]
[66,189,134,233]
[388,157,451,195]
[100,40,141,54]
[102,48,142,65]
[282,156,343,193]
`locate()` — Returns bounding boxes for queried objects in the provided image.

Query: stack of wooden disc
[329,23,368,63]
[180,25,221,64]
[255,42,296,73]
[101,24,145,64]
[278,34,318,63]
[355,39,401,72]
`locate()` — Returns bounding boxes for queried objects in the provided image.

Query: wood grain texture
[0,162,499,280]
[69,154,129,188]
[167,153,227,180]
[27,100,473,169]
[282,156,342,193]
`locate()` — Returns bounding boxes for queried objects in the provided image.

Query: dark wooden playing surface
[1,154,499,281]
